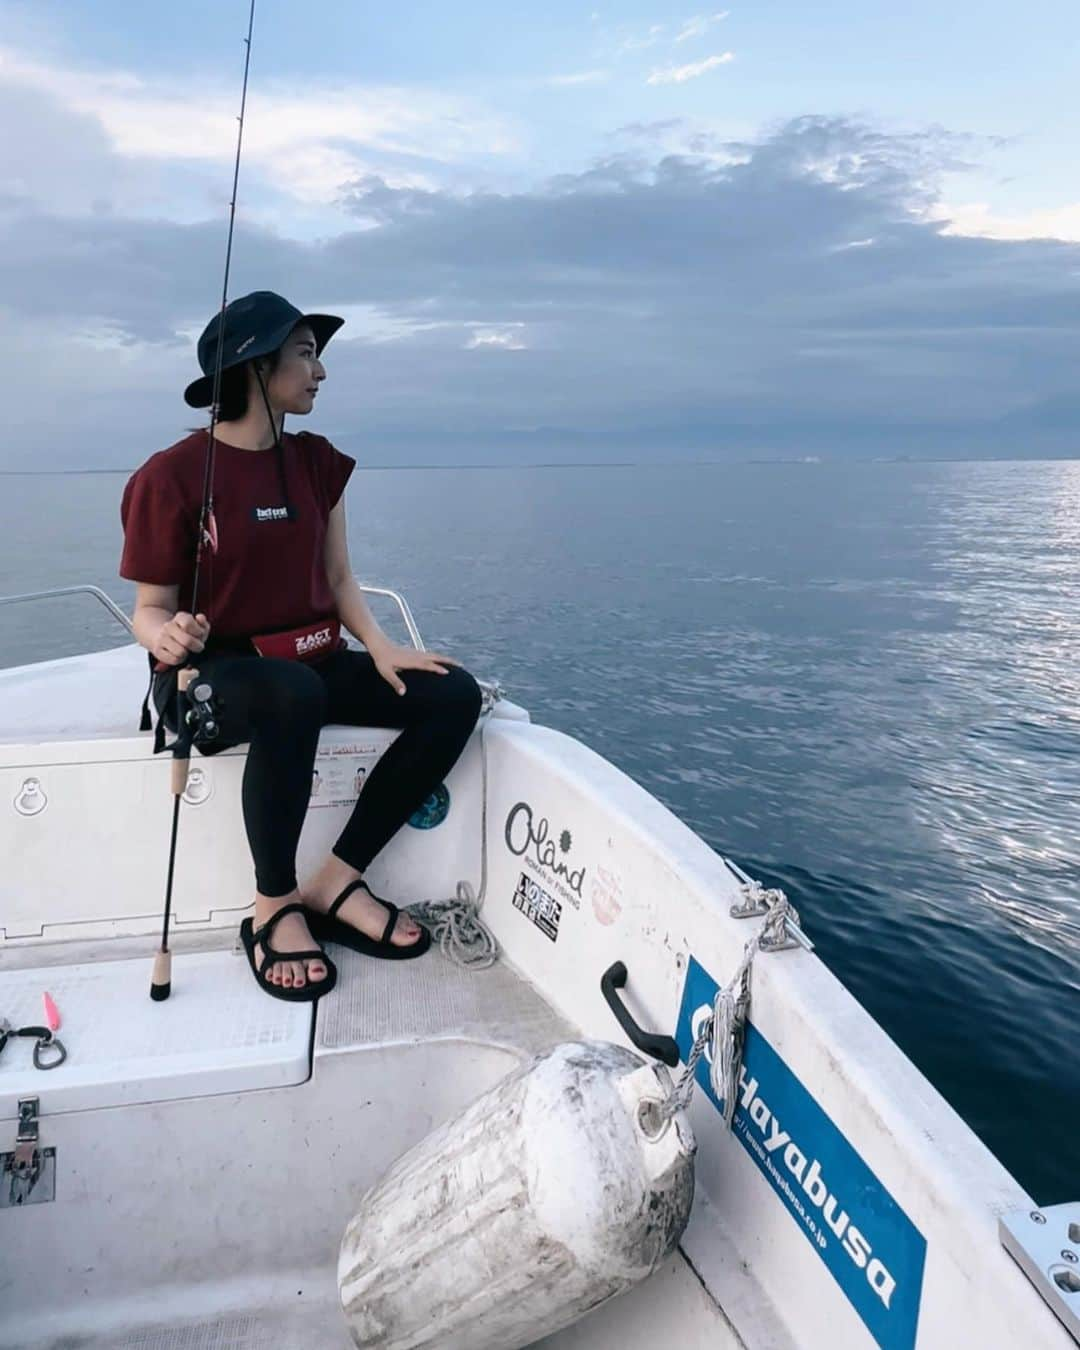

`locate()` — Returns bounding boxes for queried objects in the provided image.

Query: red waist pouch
[251,619,346,664]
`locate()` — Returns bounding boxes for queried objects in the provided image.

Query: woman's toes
[260,950,278,984]
[293,962,306,989]
[309,960,326,983]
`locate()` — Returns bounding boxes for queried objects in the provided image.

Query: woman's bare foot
[252,890,330,990]
[304,855,424,948]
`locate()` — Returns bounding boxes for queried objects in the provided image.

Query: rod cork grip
[170,665,199,793]
[150,949,172,1002]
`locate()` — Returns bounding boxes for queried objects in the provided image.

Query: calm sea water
[2,460,1078,1201]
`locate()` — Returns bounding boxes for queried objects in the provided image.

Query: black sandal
[308,880,432,961]
[239,902,338,1003]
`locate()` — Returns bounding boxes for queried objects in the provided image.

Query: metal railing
[0,581,426,651]
[356,584,425,650]
[0,585,134,635]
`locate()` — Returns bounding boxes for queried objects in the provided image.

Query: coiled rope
[406,687,500,969]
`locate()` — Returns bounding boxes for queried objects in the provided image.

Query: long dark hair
[216,348,283,422]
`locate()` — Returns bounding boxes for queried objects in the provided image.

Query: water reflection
[1,461,1078,1201]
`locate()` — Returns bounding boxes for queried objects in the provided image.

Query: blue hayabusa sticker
[676,956,926,1350]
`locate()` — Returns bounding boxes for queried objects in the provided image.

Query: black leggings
[155,649,482,897]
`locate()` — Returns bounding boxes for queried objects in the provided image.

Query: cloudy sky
[3,0,1078,467]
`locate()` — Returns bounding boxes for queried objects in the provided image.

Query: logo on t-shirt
[252,505,292,523]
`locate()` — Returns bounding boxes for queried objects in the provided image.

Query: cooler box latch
[1,1096,56,1207]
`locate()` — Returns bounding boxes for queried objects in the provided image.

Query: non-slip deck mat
[316,945,573,1056]
[106,1309,349,1350]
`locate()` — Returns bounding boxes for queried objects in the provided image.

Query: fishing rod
[150,0,257,1001]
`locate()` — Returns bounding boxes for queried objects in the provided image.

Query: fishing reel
[182,677,222,745]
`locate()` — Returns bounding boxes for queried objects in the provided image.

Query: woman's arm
[324,499,458,694]
[132,582,210,666]
[324,500,394,655]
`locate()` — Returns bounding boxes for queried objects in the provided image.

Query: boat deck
[1,936,736,1350]
[0,937,555,1346]
[6,652,1061,1349]
[80,1247,727,1350]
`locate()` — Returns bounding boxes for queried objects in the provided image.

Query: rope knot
[661,881,800,1129]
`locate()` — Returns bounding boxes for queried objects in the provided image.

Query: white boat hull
[0,643,1071,1348]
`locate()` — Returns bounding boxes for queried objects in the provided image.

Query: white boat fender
[338,1039,696,1350]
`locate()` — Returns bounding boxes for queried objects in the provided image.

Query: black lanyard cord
[255,366,294,517]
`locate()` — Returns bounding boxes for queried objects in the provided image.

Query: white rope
[409,879,497,969]
[710,940,755,1127]
[407,700,499,969]
[662,883,800,1128]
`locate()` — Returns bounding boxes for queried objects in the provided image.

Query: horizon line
[5,454,1080,476]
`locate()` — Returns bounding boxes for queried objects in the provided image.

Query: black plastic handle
[600,961,680,1067]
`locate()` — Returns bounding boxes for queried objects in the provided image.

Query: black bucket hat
[183,290,344,409]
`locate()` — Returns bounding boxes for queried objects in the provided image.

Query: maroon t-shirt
[120,430,355,642]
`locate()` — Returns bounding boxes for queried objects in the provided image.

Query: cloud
[616,24,667,53]
[466,328,528,350]
[603,13,730,61]
[675,12,731,43]
[2,106,1079,466]
[0,44,517,218]
[546,70,609,87]
[936,199,1080,243]
[647,53,734,85]
[612,118,687,141]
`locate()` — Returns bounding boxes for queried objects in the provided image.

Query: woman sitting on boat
[119,291,482,1003]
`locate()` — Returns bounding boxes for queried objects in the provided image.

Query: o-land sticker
[504,800,585,910]
[676,957,926,1350]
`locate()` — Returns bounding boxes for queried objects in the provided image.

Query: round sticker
[408,783,450,830]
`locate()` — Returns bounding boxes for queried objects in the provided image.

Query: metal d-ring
[32,1032,66,1071]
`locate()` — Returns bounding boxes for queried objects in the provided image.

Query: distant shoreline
[3,455,1080,475]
